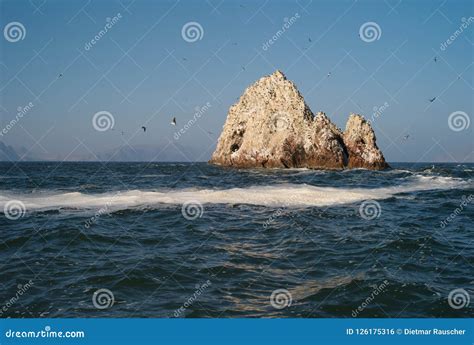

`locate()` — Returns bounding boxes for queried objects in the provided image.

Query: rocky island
[210,70,388,170]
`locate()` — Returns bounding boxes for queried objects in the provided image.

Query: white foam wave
[0,176,468,212]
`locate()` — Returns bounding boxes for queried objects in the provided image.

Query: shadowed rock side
[210,70,388,170]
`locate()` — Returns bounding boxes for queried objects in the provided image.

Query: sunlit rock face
[210,70,388,170]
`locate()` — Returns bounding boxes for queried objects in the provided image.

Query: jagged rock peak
[210,71,388,170]
[271,69,286,79]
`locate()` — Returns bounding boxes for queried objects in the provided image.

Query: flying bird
[429,97,437,103]
[402,134,410,141]
[327,72,331,78]
[58,73,63,78]
[141,126,146,132]
[171,117,176,126]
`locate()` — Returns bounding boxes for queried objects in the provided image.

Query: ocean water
[0,162,472,318]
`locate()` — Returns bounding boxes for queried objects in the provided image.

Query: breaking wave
[0,175,468,213]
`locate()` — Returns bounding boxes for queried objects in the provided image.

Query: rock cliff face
[209,70,388,170]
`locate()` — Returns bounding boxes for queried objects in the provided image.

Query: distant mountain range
[2,141,471,163]
[0,141,208,162]
[0,141,20,161]
[96,143,205,162]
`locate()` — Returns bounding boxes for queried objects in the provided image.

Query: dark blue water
[0,162,472,317]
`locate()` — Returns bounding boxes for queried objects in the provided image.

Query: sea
[0,162,472,318]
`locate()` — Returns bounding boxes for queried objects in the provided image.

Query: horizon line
[0,161,473,164]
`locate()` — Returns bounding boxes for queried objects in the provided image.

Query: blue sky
[0,0,472,162]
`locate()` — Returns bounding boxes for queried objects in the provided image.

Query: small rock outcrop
[209,70,388,170]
